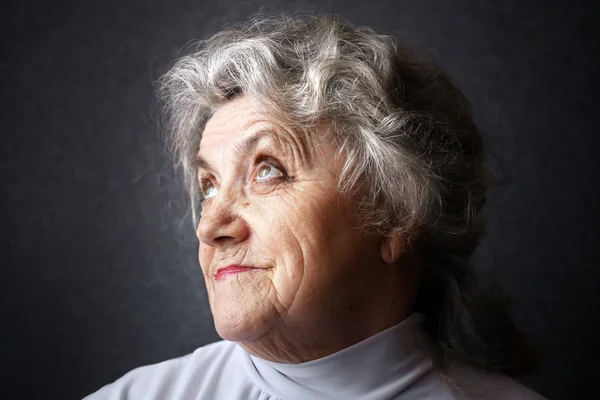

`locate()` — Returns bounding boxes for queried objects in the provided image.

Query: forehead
[197,97,325,170]
[200,98,262,145]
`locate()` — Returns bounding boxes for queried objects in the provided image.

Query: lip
[214,265,258,280]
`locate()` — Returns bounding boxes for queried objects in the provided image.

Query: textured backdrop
[1,1,599,399]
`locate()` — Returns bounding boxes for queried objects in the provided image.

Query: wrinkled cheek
[198,245,214,278]
[272,237,320,309]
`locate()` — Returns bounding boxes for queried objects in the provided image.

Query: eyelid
[252,155,287,176]
[198,154,289,200]
[197,155,286,182]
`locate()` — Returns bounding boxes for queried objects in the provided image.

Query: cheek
[259,187,350,297]
[198,244,215,277]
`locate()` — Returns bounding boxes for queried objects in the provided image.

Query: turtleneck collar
[238,312,434,400]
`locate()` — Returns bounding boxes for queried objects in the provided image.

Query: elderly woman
[85,13,545,400]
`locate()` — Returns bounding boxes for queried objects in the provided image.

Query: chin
[211,301,277,343]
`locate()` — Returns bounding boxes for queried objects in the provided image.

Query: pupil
[260,166,270,177]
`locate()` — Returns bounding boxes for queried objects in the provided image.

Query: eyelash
[198,155,289,200]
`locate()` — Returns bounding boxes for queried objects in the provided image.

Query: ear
[380,223,421,264]
[380,232,408,264]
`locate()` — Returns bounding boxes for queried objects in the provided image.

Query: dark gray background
[1,1,598,399]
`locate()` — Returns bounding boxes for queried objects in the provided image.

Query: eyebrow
[195,131,280,174]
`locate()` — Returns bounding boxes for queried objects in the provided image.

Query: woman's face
[196,97,399,356]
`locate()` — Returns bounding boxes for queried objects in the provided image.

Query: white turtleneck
[84,313,545,400]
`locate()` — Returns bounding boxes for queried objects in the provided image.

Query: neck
[240,310,414,363]
[240,312,433,400]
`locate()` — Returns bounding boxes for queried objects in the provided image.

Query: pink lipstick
[215,265,257,280]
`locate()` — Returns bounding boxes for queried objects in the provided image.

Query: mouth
[214,265,259,280]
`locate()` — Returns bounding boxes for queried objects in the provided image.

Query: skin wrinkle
[196,97,416,363]
[195,122,309,180]
[280,223,305,312]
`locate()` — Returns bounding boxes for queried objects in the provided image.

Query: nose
[196,193,249,249]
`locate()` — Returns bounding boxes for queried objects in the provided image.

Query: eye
[198,158,287,202]
[200,178,218,200]
[255,162,284,181]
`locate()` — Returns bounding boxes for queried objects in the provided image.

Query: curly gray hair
[158,12,539,389]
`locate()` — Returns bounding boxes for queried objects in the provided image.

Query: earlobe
[380,234,406,264]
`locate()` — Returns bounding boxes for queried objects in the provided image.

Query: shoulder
[444,362,547,400]
[400,362,545,400]
[83,340,240,400]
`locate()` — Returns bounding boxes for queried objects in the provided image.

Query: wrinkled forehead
[197,97,332,167]
[200,99,275,147]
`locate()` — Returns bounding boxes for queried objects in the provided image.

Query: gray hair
[158,12,539,387]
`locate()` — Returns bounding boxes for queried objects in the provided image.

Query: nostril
[214,235,231,244]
